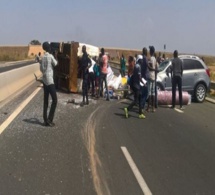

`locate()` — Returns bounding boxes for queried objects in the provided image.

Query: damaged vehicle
[156,55,210,103]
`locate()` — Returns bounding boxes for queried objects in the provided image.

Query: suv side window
[194,60,204,69]
[183,59,194,70]
[182,59,204,70]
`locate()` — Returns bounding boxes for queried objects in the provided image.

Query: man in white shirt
[88,59,96,97]
[146,46,157,112]
[40,42,58,127]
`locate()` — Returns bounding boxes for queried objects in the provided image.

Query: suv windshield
[158,60,171,72]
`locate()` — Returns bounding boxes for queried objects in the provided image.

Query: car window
[182,59,204,70]
[158,60,170,72]
[195,60,204,69]
[183,59,193,70]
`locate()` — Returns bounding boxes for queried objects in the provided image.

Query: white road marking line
[0,86,42,134]
[121,146,152,195]
[174,108,184,113]
[167,105,184,113]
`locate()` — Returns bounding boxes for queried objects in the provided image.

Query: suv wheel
[194,83,206,103]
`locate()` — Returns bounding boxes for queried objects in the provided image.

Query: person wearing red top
[98,48,110,101]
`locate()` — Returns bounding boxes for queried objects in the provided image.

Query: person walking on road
[80,45,92,106]
[170,50,183,109]
[40,42,58,127]
[124,55,145,119]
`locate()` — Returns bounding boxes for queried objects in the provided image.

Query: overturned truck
[50,42,99,93]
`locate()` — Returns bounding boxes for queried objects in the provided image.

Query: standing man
[120,54,126,77]
[93,57,100,98]
[124,55,145,119]
[99,48,110,101]
[146,46,157,112]
[40,42,58,127]
[140,47,149,112]
[155,56,159,109]
[88,58,96,97]
[171,50,183,109]
[80,45,92,106]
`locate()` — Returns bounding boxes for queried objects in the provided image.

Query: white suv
[157,55,210,103]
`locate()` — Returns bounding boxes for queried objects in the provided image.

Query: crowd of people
[39,43,112,126]
[78,46,111,106]
[39,42,183,126]
[124,46,183,119]
[76,45,183,119]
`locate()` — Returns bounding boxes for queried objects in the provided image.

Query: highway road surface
[0,60,35,73]
[0,74,215,194]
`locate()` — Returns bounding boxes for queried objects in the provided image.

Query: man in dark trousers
[98,48,110,101]
[80,45,92,106]
[147,46,157,112]
[171,50,183,109]
[140,47,149,112]
[40,42,58,127]
[124,55,145,119]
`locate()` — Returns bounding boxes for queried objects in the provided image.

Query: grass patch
[0,46,29,61]
[208,89,215,98]
[209,66,215,81]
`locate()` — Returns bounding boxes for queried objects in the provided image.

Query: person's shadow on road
[23,118,44,126]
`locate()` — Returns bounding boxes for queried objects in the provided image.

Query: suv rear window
[183,59,204,70]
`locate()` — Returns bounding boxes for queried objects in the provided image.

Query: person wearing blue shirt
[124,55,145,119]
[93,57,100,98]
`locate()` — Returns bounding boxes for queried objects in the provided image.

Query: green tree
[30,40,41,45]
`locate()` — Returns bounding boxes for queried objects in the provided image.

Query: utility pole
[164,44,166,53]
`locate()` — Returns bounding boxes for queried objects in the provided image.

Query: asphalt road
[0,82,97,195]
[94,99,215,195]
[0,65,215,194]
[0,79,215,195]
[0,60,35,73]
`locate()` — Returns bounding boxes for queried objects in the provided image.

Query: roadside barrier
[110,61,122,70]
[0,63,41,103]
[211,81,215,90]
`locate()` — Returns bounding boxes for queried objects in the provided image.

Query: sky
[0,0,215,55]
